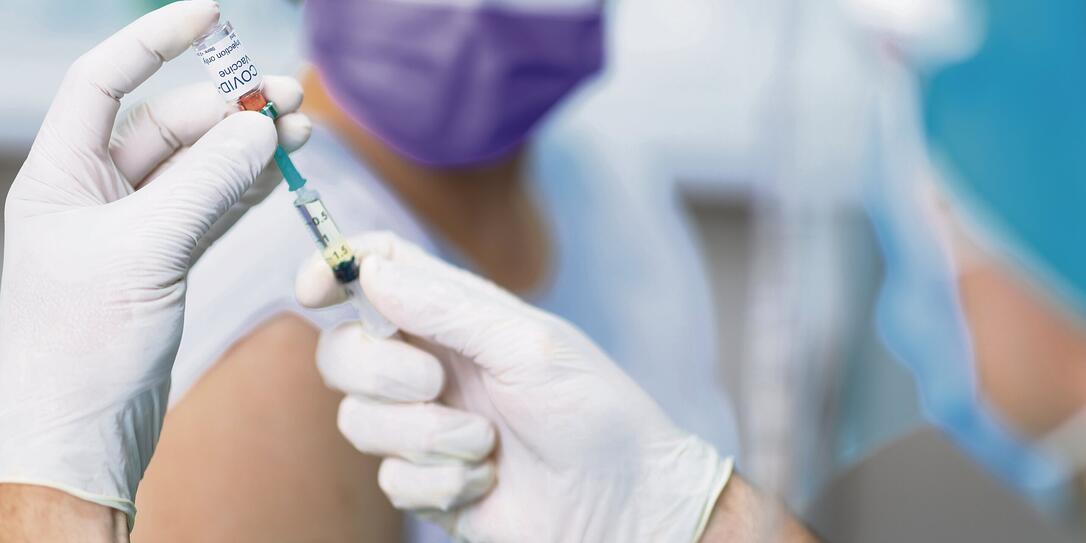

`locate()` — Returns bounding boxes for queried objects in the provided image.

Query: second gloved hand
[0,1,310,522]
[297,232,734,542]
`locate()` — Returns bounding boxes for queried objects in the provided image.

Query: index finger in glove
[127,111,276,259]
[111,76,309,188]
[41,1,221,156]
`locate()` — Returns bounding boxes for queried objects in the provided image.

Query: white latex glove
[0,0,310,522]
[296,232,734,542]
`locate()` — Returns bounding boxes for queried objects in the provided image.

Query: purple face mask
[305,0,604,167]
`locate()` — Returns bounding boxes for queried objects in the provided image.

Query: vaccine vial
[192,21,268,112]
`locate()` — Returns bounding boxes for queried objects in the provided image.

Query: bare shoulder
[133,314,401,542]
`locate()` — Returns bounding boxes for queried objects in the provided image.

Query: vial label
[194,28,262,101]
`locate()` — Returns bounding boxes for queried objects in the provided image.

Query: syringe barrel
[292,189,399,338]
[191,21,267,111]
[293,189,358,281]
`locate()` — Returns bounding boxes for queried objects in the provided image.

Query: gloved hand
[296,232,734,542]
[0,0,310,522]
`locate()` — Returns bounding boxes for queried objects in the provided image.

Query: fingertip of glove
[457,418,498,462]
[481,422,497,456]
[336,395,366,435]
[177,1,221,35]
[418,352,447,401]
[263,75,305,112]
[189,0,220,15]
[474,461,498,487]
[295,253,345,308]
[461,461,498,504]
[277,113,313,152]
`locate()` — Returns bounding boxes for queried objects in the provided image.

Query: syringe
[192,21,397,338]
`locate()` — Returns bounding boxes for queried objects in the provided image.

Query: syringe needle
[273,144,307,191]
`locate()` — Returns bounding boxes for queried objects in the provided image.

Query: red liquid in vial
[239,90,268,112]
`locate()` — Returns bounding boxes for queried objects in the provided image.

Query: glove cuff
[633,434,733,542]
[691,456,735,542]
[0,378,168,530]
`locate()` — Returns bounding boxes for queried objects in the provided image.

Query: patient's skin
[933,196,1086,439]
[134,314,401,541]
[957,259,1086,439]
[956,245,1086,507]
[938,196,1086,502]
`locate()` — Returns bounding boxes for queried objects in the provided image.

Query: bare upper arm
[133,313,401,542]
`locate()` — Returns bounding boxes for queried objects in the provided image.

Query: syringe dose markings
[297,199,355,270]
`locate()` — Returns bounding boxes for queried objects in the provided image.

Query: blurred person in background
[849,0,1086,529]
[295,0,1086,539]
[829,0,1086,529]
[132,0,738,541]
